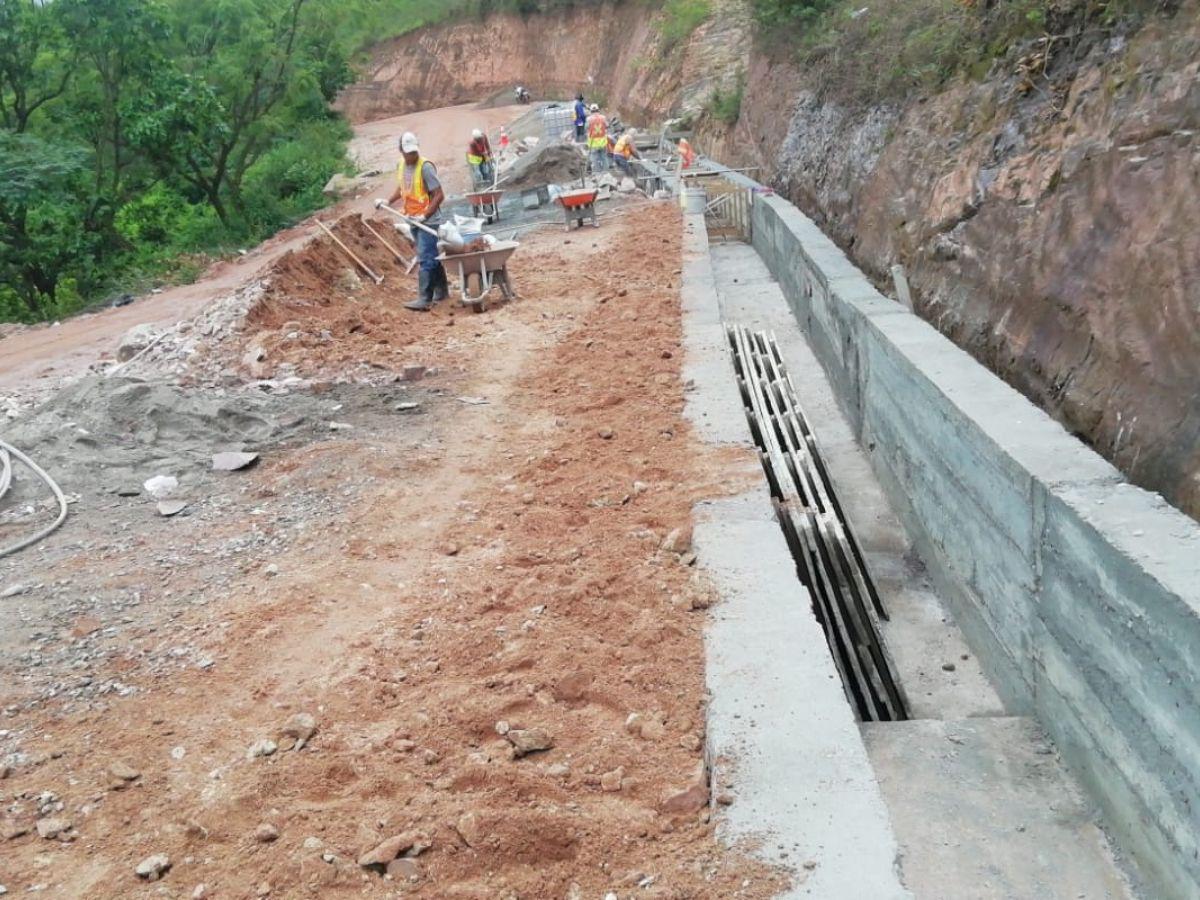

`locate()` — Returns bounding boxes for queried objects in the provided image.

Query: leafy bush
[658,0,712,48]
[707,77,744,125]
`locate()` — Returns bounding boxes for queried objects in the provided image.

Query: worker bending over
[387,131,448,312]
[467,129,494,187]
[586,104,609,173]
[613,129,640,176]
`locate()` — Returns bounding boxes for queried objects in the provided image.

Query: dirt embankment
[728,2,1200,517]
[334,0,749,127]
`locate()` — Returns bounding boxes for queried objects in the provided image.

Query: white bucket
[682,187,707,215]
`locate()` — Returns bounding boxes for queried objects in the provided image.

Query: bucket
[682,187,707,215]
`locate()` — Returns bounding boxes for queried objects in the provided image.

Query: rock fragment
[506,728,554,758]
[157,499,188,517]
[277,712,316,751]
[211,451,259,472]
[143,475,178,499]
[254,823,279,843]
[661,760,709,814]
[135,853,171,881]
[248,739,277,759]
[35,817,70,839]
[108,761,141,785]
[357,831,429,871]
[661,526,693,554]
[600,767,624,792]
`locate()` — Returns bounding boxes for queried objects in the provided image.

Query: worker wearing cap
[612,129,640,176]
[387,132,447,311]
[467,129,494,187]
[573,94,587,143]
[586,104,609,173]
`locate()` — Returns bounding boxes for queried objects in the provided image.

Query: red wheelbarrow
[465,189,503,225]
[437,240,520,313]
[556,188,600,232]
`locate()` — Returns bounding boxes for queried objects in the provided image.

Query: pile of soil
[502,141,588,189]
[7,376,333,479]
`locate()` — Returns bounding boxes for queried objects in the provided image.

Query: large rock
[117,323,159,362]
[322,172,368,199]
[135,853,171,881]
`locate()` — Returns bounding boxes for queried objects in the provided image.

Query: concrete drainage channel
[682,203,1157,898]
[729,325,907,723]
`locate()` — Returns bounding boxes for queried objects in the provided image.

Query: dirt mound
[229,214,451,380]
[7,376,332,481]
[502,141,587,189]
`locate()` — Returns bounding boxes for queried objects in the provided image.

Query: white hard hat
[472,128,484,139]
[589,103,599,112]
[400,132,419,153]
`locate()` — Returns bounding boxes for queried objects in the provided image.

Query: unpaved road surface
[0,192,781,897]
[0,103,523,400]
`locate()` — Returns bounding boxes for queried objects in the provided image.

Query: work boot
[405,270,434,311]
[430,267,449,303]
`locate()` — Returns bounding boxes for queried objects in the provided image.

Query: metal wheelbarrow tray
[465,189,504,224]
[437,240,520,313]
[556,188,600,231]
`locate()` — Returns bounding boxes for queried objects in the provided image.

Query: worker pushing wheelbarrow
[375,201,520,314]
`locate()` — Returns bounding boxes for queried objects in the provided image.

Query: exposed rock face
[733,2,1200,517]
[334,0,749,127]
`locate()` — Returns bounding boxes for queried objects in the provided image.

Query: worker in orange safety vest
[385,131,447,311]
[678,138,697,168]
[586,104,610,173]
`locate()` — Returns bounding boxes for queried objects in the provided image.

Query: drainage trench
[728,324,909,722]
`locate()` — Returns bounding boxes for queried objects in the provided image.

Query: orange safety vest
[587,114,608,150]
[398,156,432,217]
[678,138,696,168]
[614,134,635,159]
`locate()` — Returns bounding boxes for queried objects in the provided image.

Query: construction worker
[586,104,609,173]
[677,137,697,169]
[573,93,587,143]
[612,128,640,176]
[386,131,447,312]
[467,128,494,187]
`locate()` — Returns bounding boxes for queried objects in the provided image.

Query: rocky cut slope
[731,0,1200,518]
[334,0,749,126]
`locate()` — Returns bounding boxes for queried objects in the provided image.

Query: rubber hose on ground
[0,439,67,558]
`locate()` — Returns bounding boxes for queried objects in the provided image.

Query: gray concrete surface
[863,718,1135,900]
[708,243,1001,721]
[708,237,1135,897]
[681,214,911,899]
[749,189,1200,898]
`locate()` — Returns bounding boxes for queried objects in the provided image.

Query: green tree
[0,0,76,133]
[0,132,93,316]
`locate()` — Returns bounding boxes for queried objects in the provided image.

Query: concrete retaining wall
[750,191,1200,898]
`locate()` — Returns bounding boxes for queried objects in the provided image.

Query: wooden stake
[362,219,417,274]
[314,219,383,285]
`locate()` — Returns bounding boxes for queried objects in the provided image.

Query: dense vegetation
[1,0,704,324]
[747,0,1168,102]
[0,0,360,323]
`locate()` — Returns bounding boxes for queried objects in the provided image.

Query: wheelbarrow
[437,240,520,313]
[465,189,504,225]
[557,188,600,232]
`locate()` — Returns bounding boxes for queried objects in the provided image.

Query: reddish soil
[0,202,782,898]
[0,103,522,399]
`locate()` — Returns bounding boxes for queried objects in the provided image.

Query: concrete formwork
[748,191,1200,898]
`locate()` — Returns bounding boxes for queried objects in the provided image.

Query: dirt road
[0,103,524,399]
[0,188,780,895]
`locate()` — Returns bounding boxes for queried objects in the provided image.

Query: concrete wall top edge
[1050,480,1200,611]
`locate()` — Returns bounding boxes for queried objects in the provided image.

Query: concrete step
[863,717,1135,900]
